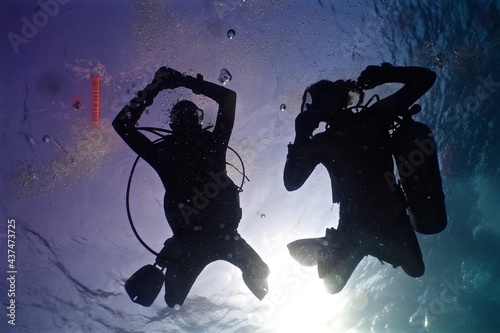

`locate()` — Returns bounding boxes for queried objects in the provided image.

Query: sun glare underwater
[1,0,499,332]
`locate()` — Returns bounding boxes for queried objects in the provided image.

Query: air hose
[125,127,248,256]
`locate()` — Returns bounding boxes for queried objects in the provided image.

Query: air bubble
[227,29,235,39]
[43,135,51,143]
[280,104,286,112]
[218,68,232,85]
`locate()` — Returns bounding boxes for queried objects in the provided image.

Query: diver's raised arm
[284,143,322,191]
[112,85,158,161]
[181,74,237,144]
[148,67,236,143]
[357,63,436,117]
[113,67,183,161]
[284,112,323,191]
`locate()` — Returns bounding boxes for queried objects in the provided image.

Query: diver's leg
[318,227,365,294]
[395,229,425,277]
[367,217,425,278]
[222,233,270,300]
[164,263,203,308]
[163,240,213,308]
[287,236,331,266]
[320,250,365,294]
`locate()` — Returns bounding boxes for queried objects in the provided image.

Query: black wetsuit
[113,71,268,307]
[285,110,424,279]
[284,65,436,292]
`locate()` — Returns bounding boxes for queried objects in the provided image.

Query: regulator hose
[125,127,248,256]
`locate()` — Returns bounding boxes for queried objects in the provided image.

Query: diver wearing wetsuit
[113,67,269,308]
[284,64,437,293]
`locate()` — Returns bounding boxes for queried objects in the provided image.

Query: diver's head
[301,79,362,125]
[169,100,204,132]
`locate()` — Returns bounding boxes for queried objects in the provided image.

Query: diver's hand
[153,67,184,90]
[183,74,205,95]
[357,63,394,90]
[294,111,321,142]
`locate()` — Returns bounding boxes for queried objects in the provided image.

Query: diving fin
[287,237,330,266]
[243,264,270,300]
[288,230,365,294]
[125,264,164,307]
[319,250,364,294]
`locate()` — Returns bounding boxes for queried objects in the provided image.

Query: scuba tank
[391,105,447,234]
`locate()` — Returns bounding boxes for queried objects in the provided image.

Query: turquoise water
[1,0,499,332]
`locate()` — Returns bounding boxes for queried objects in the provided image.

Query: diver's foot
[287,237,331,266]
[125,264,164,307]
[287,228,344,267]
[317,232,364,294]
[243,264,270,300]
[401,260,425,278]
[155,237,182,268]
[164,293,183,309]
[322,270,347,294]
[319,252,361,294]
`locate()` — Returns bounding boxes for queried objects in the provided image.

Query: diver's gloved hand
[357,62,394,89]
[183,74,205,95]
[153,66,185,90]
[294,111,321,142]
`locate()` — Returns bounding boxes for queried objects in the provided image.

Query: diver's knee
[324,281,344,294]
[164,293,183,309]
[403,261,425,278]
[242,263,270,300]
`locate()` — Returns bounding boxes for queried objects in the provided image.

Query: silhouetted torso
[147,130,241,237]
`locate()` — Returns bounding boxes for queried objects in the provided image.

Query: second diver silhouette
[284,63,447,293]
[113,67,269,308]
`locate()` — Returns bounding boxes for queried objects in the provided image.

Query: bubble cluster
[218,68,232,85]
[10,121,117,198]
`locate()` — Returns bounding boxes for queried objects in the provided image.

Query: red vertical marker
[91,75,101,126]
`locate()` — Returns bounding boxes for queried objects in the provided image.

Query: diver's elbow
[423,69,437,88]
[112,115,132,138]
[283,177,301,192]
[111,117,120,130]
[112,117,124,134]
[225,89,237,106]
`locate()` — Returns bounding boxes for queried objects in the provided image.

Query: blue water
[1,0,499,332]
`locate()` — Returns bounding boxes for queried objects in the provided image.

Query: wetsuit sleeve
[358,64,436,121]
[112,81,163,163]
[284,140,324,191]
[182,76,237,146]
[283,111,325,191]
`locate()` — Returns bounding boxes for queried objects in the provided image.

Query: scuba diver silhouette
[284,63,447,293]
[113,67,269,308]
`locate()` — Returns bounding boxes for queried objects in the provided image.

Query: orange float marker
[91,75,101,126]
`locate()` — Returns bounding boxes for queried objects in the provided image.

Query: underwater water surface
[1,0,499,332]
